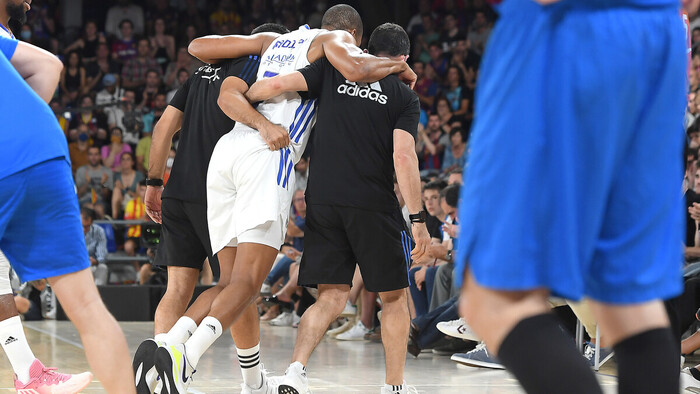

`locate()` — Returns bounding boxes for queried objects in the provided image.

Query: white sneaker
[278,362,310,394]
[681,367,700,393]
[261,283,272,296]
[340,301,357,317]
[436,318,479,342]
[380,381,419,394]
[326,318,353,337]
[154,344,195,394]
[335,321,370,341]
[269,312,294,326]
[240,366,281,394]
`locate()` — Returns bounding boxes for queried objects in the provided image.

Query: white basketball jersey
[0,25,13,39]
[233,26,322,177]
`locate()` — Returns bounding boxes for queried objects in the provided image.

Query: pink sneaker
[14,359,93,394]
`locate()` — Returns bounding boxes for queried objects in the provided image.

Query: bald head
[321,4,363,45]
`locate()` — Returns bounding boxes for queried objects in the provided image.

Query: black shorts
[154,198,219,270]
[298,204,413,293]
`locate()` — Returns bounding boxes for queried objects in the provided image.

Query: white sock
[184,316,222,367]
[237,343,262,389]
[154,333,169,344]
[288,361,306,376]
[163,316,197,345]
[0,316,35,384]
[383,382,406,393]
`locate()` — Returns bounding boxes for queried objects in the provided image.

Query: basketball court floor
[0,320,622,393]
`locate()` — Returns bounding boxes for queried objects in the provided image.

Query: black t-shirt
[162,56,261,203]
[687,189,700,247]
[426,214,443,239]
[299,58,420,212]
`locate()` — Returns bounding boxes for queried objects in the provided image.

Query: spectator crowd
[9,0,627,378]
[15,0,700,388]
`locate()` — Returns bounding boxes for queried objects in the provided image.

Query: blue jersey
[0,36,69,181]
[492,0,679,9]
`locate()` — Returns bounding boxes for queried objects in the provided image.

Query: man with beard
[0,31,135,393]
[244,23,429,394]
[154,5,416,393]
[133,23,291,394]
[0,0,25,38]
[0,1,95,391]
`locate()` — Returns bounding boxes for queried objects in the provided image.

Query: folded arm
[317,31,416,88]
[218,76,290,150]
[188,33,279,64]
[245,72,308,103]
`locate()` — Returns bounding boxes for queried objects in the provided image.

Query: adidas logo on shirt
[337,81,388,104]
[4,336,17,345]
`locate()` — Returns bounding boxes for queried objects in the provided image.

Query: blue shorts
[456,1,686,303]
[0,158,90,282]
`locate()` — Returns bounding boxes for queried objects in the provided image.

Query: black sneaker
[431,337,475,355]
[133,338,160,394]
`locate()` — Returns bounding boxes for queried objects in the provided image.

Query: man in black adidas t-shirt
[246,23,430,394]
[133,23,290,394]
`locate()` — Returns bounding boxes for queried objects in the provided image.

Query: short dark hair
[81,206,96,220]
[449,127,466,143]
[449,167,463,176]
[368,23,410,57]
[251,23,290,35]
[440,184,459,208]
[119,19,133,29]
[424,179,447,193]
[321,4,363,37]
[146,68,160,78]
[137,37,150,46]
[87,146,100,152]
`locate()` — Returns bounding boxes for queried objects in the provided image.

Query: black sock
[614,327,679,394]
[498,313,602,394]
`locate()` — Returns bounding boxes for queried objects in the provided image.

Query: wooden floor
[0,321,621,393]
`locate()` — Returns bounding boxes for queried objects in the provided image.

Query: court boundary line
[22,321,84,349]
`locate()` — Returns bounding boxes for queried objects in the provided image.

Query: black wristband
[146,178,163,187]
[409,210,427,224]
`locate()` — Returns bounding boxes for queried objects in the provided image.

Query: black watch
[146,178,164,187]
[409,210,427,224]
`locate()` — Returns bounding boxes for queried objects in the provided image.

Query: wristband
[409,210,427,224]
[146,178,164,187]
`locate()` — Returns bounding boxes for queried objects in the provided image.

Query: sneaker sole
[51,371,93,394]
[279,384,300,394]
[155,347,183,394]
[436,324,480,342]
[133,339,159,394]
[451,354,505,370]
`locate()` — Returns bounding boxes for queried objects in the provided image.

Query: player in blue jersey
[456,0,690,393]
[0,36,135,393]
